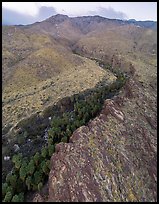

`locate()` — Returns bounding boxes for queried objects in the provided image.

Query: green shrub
[12,153,23,170]
[18,192,24,202]
[19,166,27,182]
[34,152,40,166]
[41,147,48,158]
[48,128,56,140]
[66,128,72,137]
[15,178,25,194]
[2,182,8,198]
[33,170,43,186]
[6,185,14,194]
[46,160,51,170]
[3,191,13,202]
[25,176,32,191]
[38,182,43,191]
[48,138,53,146]
[6,173,12,184]
[61,136,67,143]
[40,160,49,175]
[27,159,35,175]
[11,194,20,202]
[9,174,17,189]
[48,144,55,157]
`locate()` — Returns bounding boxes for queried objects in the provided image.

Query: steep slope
[72,23,157,64]
[22,14,84,46]
[2,23,115,135]
[28,15,157,202]
[45,69,157,202]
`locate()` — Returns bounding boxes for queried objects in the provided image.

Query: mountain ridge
[4,14,157,31]
[2,13,157,202]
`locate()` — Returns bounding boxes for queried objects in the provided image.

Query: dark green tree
[11,194,20,202]
[46,160,51,170]
[15,177,25,194]
[33,170,43,186]
[25,176,32,191]
[2,182,8,198]
[48,138,53,146]
[6,173,12,184]
[6,186,14,195]
[41,146,48,158]
[38,182,43,191]
[66,128,72,137]
[18,192,24,202]
[9,174,17,189]
[27,159,35,175]
[34,152,40,166]
[19,161,28,182]
[61,136,67,143]
[40,160,49,175]
[12,153,22,170]
[48,144,55,157]
[48,128,55,139]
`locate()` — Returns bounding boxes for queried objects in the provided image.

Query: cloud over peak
[88,7,127,20]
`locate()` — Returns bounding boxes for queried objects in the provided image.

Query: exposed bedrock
[44,78,157,202]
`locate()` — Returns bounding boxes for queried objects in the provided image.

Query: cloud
[36,6,57,21]
[2,2,39,16]
[88,7,128,20]
[2,6,57,25]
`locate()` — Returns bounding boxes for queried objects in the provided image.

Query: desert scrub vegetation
[3,56,112,135]
[2,61,127,202]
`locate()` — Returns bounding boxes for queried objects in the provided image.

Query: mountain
[128,19,157,30]
[2,14,157,202]
[2,20,114,134]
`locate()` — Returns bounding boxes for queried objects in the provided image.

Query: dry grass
[2,18,157,136]
[2,51,115,131]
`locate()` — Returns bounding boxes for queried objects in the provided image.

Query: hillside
[2,22,115,136]
[2,14,157,202]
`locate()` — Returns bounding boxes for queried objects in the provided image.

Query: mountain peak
[46,14,69,23]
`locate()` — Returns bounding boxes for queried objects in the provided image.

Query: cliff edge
[42,77,157,202]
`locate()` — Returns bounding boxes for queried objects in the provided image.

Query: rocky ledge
[34,78,157,202]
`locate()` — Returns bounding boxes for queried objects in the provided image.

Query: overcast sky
[2,2,157,25]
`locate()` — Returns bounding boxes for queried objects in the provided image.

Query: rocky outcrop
[102,99,125,122]
[45,78,157,202]
[46,14,69,24]
[33,193,44,202]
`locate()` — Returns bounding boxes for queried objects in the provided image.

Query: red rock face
[102,99,125,122]
[46,78,157,202]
